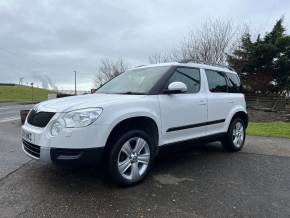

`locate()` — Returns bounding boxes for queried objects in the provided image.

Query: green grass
[247,122,290,139]
[0,85,54,103]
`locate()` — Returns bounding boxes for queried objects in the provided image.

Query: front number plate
[22,130,34,143]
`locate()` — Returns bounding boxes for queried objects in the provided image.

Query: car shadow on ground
[33,141,227,188]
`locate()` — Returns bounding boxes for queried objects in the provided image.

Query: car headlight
[63,108,103,128]
[50,120,64,136]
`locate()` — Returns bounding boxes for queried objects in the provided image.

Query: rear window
[226,73,242,93]
[205,70,228,93]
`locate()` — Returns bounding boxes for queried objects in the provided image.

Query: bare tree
[149,19,239,65]
[148,49,181,64]
[95,57,129,87]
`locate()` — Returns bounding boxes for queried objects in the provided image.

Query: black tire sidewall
[224,118,246,152]
[108,129,155,186]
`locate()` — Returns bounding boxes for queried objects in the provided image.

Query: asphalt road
[0,103,34,123]
[1,121,290,217]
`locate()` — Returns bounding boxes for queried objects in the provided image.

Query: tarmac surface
[1,118,290,217]
[0,103,34,123]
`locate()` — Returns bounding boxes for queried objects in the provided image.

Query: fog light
[50,121,63,136]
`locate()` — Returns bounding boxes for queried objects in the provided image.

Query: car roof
[131,62,237,74]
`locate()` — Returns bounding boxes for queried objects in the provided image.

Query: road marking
[0,117,20,123]
[0,110,23,115]
[0,107,19,111]
[0,106,33,111]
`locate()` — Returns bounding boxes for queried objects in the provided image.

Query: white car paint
[21,62,247,163]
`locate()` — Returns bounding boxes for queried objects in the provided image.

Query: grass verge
[247,122,290,139]
[0,85,54,102]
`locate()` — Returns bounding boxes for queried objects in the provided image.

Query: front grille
[27,110,55,127]
[23,139,40,158]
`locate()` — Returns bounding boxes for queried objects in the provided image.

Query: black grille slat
[27,110,55,127]
[24,146,39,157]
[23,140,40,158]
[24,141,40,153]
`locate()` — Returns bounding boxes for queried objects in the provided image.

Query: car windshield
[96,66,170,94]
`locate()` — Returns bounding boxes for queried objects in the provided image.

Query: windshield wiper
[117,91,145,95]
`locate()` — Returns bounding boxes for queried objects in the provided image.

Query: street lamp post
[31,82,34,101]
[74,70,77,95]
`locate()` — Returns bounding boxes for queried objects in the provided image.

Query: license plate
[22,130,34,143]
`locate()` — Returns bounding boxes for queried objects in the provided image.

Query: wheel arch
[103,116,160,156]
[229,111,248,129]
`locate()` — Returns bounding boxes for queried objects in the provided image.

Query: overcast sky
[0,0,289,91]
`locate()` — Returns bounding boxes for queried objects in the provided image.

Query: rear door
[158,67,207,145]
[205,69,232,135]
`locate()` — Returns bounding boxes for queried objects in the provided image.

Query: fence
[245,94,290,112]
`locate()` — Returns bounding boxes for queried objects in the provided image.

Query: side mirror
[165,82,187,94]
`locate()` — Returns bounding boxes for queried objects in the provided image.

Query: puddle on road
[154,174,195,185]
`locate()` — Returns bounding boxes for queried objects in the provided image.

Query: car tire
[221,118,246,152]
[107,129,155,186]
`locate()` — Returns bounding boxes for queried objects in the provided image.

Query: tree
[227,32,272,92]
[149,19,239,65]
[270,19,290,94]
[95,58,129,87]
[275,36,290,94]
[228,18,290,94]
[148,50,180,64]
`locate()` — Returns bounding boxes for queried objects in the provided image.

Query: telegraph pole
[31,82,34,101]
[74,70,77,95]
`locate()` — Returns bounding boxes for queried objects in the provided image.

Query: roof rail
[211,63,235,71]
[178,59,235,71]
[178,59,193,63]
[134,65,146,68]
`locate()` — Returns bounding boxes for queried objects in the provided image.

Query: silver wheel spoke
[237,136,241,146]
[118,159,131,174]
[131,162,140,180]
[122,142,133,156]
[138,154,150,164]
[134,138,146,154]
[239,133,244,145]
[233,136,238,146]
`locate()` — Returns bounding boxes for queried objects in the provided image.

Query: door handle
[227,99,234,103]
[199,100,207,105]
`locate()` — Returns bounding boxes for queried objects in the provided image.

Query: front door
[158,67,207,145]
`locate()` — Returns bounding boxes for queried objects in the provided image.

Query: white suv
[22,62,248,186]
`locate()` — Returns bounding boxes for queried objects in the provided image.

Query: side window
[168,67,200,93]
[205,70,227,93]
[226,73,242,93]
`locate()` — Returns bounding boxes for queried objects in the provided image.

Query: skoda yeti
[22,62,248,186]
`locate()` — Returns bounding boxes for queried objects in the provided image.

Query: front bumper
[22,139,104,165]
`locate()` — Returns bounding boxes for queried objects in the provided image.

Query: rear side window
[168,67,200,93]
[226,73,242,93]
[205,70,227,93]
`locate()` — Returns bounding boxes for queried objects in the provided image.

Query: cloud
[0,0,289,90]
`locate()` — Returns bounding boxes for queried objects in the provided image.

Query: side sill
[160,133,227,149]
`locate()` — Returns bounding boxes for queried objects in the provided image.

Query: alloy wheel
[232,121,244,148]
[117,137,150,181]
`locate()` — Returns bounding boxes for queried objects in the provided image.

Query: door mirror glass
[166,82,187,94]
